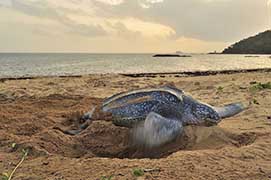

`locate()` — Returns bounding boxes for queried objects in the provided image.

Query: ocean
[0,53,271,78]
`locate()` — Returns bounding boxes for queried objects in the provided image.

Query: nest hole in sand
[79,121,257,159]
[22,120,257,160]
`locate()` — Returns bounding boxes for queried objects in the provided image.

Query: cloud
[105,0,269,42]
[0,0,269,52]
[5,0,107,37]
[12,0,59,19]
[3,0,269,41]
[139,0,164,8]
[108,17,176,38]
[0,0,12,7]
[3,0,176,39]
[95,0,124,5]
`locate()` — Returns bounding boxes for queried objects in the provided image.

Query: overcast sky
[0,0,270,53]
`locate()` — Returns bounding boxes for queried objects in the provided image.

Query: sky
[0,0,270,53]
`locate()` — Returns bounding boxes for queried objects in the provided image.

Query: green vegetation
[132,168,144,177]
[11,143,16,149]
[1,149,29,180]
[223,30,271,54]
[10,143,17,152]
[252,99,259,105]
[1,173,9,180]
[217,86,224,92]
[250,82,271,91]
[100,175,113,180]
[194,82,200,86]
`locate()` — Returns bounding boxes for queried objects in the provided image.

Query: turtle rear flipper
[213,102,246,119]
[132,112,183,148]
[62,107,96,135]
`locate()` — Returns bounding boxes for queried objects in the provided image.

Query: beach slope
[0,72,271,180]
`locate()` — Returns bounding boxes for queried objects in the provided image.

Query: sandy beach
[0,71,271,180]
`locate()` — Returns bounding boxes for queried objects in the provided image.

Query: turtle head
[192,103,221,126]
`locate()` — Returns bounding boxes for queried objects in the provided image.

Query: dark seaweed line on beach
[0,75,83,82]
[121,68,271,78]
[0,68,271,82]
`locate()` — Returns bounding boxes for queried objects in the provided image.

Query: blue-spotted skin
[103,87,183,110]
[181,95,220,126]
[103,91,152,111]
[102,87,223,128]
[102,88,184,127]
[109,100,160,118]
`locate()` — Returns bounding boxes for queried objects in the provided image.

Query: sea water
[0,53,270,78]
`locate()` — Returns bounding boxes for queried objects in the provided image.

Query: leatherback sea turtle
[66,86,245,147]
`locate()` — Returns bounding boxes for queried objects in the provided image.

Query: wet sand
[0,71,271,180]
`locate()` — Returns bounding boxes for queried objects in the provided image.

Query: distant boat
[153,54,191,57]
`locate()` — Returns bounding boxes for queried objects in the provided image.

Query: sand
[0,71,271,180]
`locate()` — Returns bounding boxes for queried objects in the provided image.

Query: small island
[153,54,192,57]
[223,30,271,54]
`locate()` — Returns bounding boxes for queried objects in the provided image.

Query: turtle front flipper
[213,102,246,119]
[132,112,183,148]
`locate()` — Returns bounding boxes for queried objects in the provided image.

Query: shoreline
[1,67,271,82]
